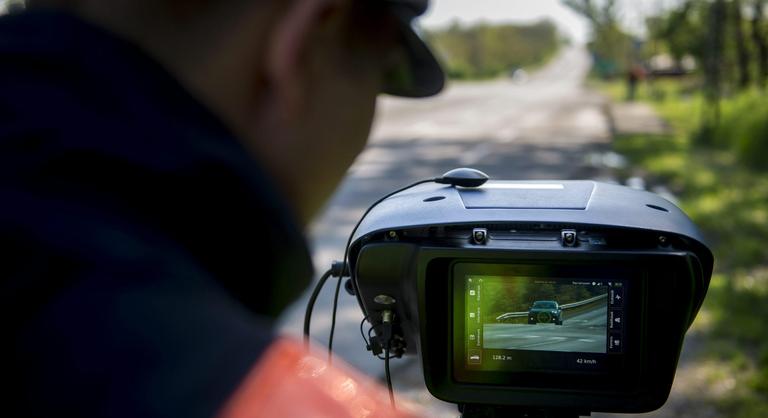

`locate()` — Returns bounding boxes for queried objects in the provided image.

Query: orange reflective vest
[218,339,423,418]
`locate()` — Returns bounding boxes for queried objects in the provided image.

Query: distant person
[626,63,646,101]
[1,0,443,417]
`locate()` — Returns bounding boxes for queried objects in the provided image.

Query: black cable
[303,268,334,349]
[384,347,395,409]
[368,324,388,359]
[327,275,343,364]
[364,318,392,360]
[326,178,438,356]
[359,316,370,347]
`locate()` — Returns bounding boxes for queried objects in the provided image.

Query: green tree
[563,0,633,78]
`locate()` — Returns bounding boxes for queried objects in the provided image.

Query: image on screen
[465,276,611,355]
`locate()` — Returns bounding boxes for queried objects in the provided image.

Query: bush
[716,91,768,170]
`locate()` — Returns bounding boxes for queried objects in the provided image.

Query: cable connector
[330,260,350,277]
[366,309,396,356]
[379,310,394,349]
[382,309,394,323]
[367,336,383,356]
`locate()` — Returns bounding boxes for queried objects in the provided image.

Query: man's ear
[265,0,345,117]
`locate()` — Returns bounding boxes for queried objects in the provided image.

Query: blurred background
[3,0,765,416]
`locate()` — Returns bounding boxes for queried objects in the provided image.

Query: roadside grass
[595,79,768,417]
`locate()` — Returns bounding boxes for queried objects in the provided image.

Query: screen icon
[468,349,482,365]
[609,333,623,352]
[609,310,623,330]
[610,287,624,307]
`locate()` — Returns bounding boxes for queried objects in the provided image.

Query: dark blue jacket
[0,11,313,418]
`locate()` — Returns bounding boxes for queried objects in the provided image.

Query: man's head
[28,0,443,224]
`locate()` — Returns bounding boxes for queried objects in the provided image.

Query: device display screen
[453,263,629,379]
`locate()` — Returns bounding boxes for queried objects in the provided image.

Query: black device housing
[349,181,713,414]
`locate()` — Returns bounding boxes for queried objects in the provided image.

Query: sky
[419,0,667,44]
[420,0,592,44]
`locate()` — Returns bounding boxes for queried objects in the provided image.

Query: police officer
[0,0,443,416]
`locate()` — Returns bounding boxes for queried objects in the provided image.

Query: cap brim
[382,10,445,98]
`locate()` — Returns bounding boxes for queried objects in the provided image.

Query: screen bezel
[449,260,642,389]
[410,247,701,411]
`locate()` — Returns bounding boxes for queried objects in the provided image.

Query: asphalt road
[483,304,608,353]
[277,46,614,416]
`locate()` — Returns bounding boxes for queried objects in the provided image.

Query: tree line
[424,20,561,80]
[481,280,605,322]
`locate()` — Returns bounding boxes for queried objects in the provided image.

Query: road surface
[484,304,608,353]
[277,46,614,416]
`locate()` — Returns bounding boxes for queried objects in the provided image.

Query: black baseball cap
[382,0,445,97]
